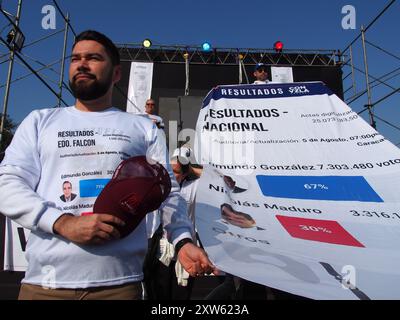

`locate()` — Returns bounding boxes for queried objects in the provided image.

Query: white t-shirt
[0,106,192,288]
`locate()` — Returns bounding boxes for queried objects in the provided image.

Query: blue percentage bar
[79,179,110,198]
[256,175,383,202]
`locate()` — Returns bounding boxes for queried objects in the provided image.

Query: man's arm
[145,125,218,276]
[0,111,65,233]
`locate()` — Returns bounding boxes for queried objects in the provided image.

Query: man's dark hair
[72,30,120,66]
[63,181,72,187]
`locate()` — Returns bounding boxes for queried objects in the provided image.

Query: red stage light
[274,41,283,52]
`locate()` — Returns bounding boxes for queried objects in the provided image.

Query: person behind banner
[253,63,269,84]
[143,98,164,129]
[144,146,202,300]
[0,30,217,300]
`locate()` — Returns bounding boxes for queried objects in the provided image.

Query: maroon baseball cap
[93,155,171,238]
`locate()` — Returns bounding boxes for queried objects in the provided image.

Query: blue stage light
[202,42,212,51]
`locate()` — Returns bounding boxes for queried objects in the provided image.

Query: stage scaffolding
[117,44,341,67]
[341,0,400,144]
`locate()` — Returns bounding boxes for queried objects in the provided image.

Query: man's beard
[69,70,113,101]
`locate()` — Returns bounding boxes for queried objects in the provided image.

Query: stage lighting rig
[273,41,283,53]
[202,42,212,52]
[142,39,152,48]
[6,28,25,52]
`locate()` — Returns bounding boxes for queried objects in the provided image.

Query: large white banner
[194,82,400,300]
[126,62,154,114]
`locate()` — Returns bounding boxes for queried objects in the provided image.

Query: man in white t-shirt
[0,30,217,300]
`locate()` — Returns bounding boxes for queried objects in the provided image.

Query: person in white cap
[144,145,202,300]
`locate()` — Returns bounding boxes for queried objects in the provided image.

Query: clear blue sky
[1,0,399,144]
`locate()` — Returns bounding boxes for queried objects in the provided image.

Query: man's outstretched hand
[177,242,220,277]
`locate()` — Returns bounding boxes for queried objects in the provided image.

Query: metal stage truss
[117,44,342,67]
